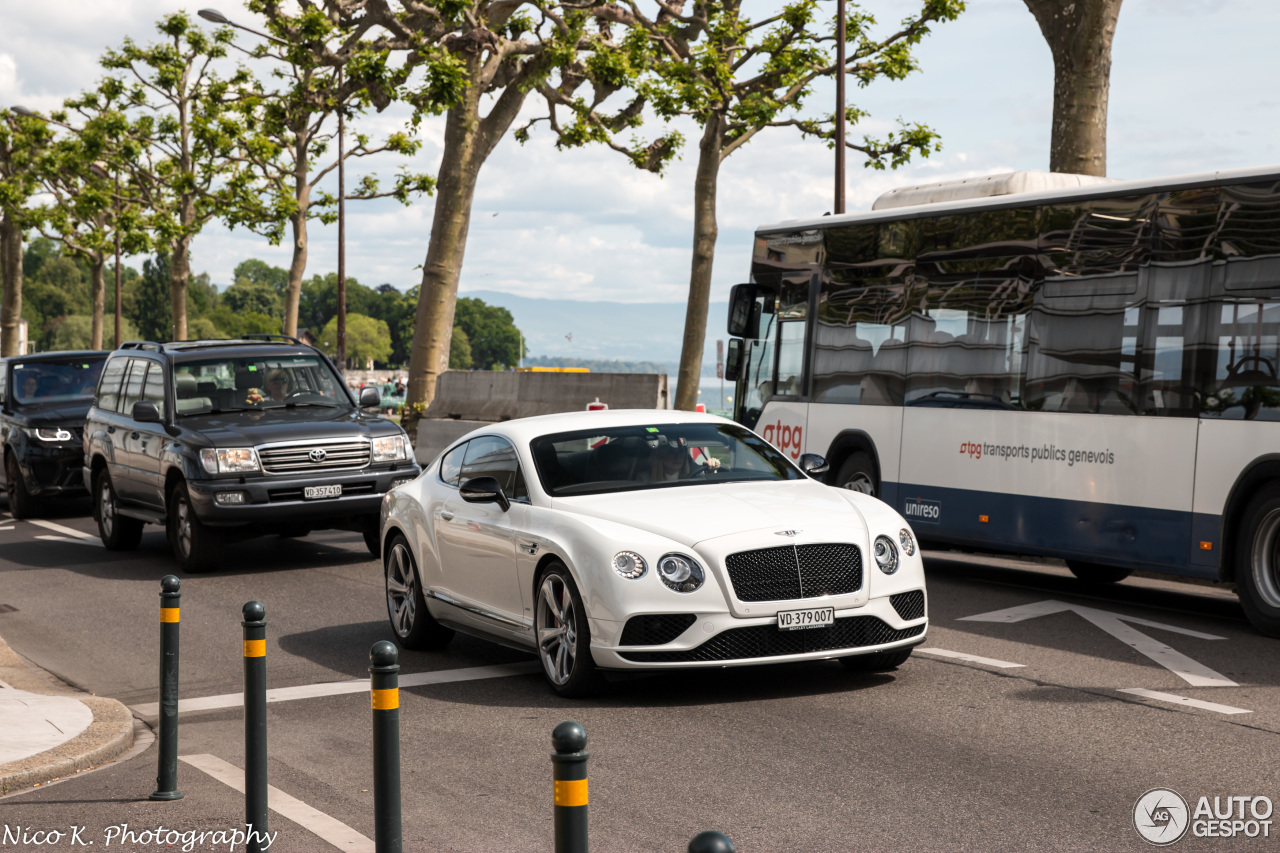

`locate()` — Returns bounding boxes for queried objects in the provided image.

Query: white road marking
[1118,688,1252,715]
[960,600,1235,688]
[915,648,1025,668]
[34,534,103,547]
[131,661,540,717]
[0,526,14,531]
[180,754,374,852]
[27,519,98,541]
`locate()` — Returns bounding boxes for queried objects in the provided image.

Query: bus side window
[1202,299,1280,421]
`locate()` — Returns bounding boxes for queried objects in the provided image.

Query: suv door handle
[439,510,455,521]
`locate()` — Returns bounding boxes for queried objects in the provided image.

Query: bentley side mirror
[132,400,162,423]
[799,453,828,477]
[459,476,511,512]
[359,386,381,408]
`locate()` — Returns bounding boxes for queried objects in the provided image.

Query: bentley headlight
[898,528,916,556]
[372,435,410,463]
[613,551,647,580]
[199,447,260,475]
[657,553,704,592]
[873,535,899,574]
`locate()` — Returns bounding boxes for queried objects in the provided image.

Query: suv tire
[95,470,143,550]
[6,455,39,520]
[169,481,223,573]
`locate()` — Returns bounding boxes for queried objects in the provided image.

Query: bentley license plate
[304,484,342,500]
[777,607,834,631]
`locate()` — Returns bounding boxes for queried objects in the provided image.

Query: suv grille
[724,544,862,602]
[619,614,697,646]
[890,590,926,621]
[619,616,923,663]
[259,441,370,474]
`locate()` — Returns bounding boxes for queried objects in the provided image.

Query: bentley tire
[535,564,606,698]
[385,534,452,650]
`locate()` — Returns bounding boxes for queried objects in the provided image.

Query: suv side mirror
[799,453,828,476]
[359,386,381,408]
[132,400,161,423]
[459,476,511,512]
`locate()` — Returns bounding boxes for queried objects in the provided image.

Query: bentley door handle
[439,510,455,521]
[518,540,539,556]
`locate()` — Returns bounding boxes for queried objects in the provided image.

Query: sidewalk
[0,630,134,795]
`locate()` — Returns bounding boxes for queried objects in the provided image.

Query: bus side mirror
[725,339,743,382]
[727,284,758,337]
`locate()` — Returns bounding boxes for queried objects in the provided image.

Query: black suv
[84,337,420,572]
[0,351,108,518]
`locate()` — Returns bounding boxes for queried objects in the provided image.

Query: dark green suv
[83,337,420,572]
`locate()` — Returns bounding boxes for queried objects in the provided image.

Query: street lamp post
[835,0,847,215]
[199,9,347,371]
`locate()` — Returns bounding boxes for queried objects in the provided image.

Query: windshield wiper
[281,402,341,409]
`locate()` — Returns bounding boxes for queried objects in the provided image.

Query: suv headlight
[199,447,260,475]
[657,553,705,593]
[371,435,410,463]
[25,427,72,443]
[873,535,899,574]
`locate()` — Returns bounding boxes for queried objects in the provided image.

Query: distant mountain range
[465,290,730,375]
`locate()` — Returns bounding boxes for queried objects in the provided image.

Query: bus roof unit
[870,170,1118,211]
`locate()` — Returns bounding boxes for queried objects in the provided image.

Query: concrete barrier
[415,371,669,464]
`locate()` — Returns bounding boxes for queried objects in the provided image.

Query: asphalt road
[2,501,1278,852]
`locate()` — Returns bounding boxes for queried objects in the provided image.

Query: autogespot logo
[1134,788,1190,846]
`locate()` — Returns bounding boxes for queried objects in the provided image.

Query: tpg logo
[903,498,941,524]
[760,420,803,460]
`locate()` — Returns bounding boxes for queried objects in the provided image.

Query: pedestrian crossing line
[180,754,374,852]
[131,661,541,717]
[28,519,98,541]
[915,647,1025,669]
[1117,688,1252,715]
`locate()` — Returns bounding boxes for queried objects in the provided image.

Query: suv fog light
[613,551,647,580]
[874,535,899,574]
[657,553,704,592]
[898,528,916,556]
[215,491,247,505]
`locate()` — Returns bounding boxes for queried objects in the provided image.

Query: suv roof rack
[120,341,165,352]
[242,334,304,345]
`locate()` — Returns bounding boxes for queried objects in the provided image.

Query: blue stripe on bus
[885,481,1221,580]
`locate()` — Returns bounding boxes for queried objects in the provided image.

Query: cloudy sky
[3,0,1279,312]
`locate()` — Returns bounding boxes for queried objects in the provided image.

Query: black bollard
[688,831,735,853]
[149,575,183,801]
[242,601,269,853]
[369,641,402,853]
[551,721,589,853]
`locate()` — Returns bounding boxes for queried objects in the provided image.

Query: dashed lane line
[915,648,1025,669]
[131,661,541,717]
[1118,688,1252,715]
[27,519,98,541]
[180,754,374,852]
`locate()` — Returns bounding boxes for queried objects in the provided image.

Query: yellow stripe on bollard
[160,608,180,623]
[243,639,266,658]
[554,778,588,807]
[371,688,399,710]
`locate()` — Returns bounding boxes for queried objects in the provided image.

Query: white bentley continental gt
[379,410,927,696]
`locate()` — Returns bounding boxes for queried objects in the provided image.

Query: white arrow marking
[960,600,1234,688]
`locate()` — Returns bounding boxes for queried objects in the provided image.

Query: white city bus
[725,167,1280,636]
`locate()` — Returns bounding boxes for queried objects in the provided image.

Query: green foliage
[187,316,223,340]
[454,297,525,371]
[23,256,92,344]
[134,253,174,342]
[449,324,473,369]
[298,273,378,332]
[47,315,140,351]
[223,279,283,318]
[233,259,288,295]
[316,313,392,367]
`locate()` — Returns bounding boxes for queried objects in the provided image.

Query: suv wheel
[95,470,142,550]
[169,481,223,573]
[6,455,38,520]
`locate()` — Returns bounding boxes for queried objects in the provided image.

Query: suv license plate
[304,484,342,500]
[777,607,834,631]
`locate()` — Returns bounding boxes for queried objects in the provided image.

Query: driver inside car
[246,368,290,404]
[641,436,721,483]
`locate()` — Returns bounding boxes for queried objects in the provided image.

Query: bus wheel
[1237,484,1280,638]
[1066,560,1132,584]
[833,452,876,497]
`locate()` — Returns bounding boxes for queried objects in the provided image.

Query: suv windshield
[530,422,803,497]
[174,354,349,416]
[11,358,106,406]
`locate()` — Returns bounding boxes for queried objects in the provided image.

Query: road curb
[0,632,135,796]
